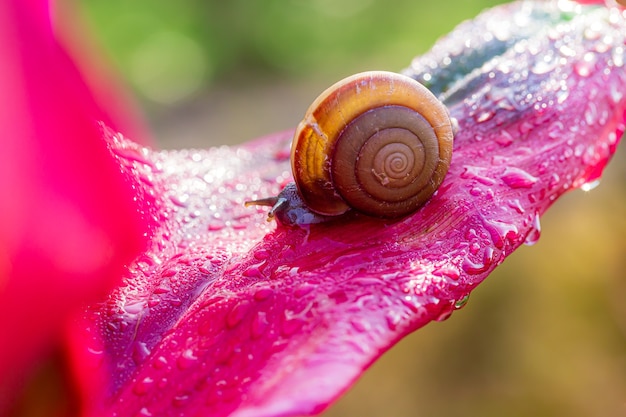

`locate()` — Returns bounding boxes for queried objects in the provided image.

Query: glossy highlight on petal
[70,1,625,417]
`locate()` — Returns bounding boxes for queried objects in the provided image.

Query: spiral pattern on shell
[291,71,454,218]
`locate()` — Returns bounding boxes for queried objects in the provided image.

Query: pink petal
[0,0,149,407]
[71,2,626,417]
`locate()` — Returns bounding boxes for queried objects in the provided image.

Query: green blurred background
[80,1,626,416]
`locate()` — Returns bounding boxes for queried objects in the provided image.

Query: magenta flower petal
[71,2,625,417]
[0,0,149,407]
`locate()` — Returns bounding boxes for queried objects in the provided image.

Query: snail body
[247,71,455,225]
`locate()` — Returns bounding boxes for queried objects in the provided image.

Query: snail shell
[292,70,454,218]
[247,70,455,224]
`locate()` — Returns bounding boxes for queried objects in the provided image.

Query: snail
[246,71,456,225]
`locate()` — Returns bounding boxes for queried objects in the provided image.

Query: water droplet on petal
[432,266,460,281]
[474,110,495,123]
[556,88,569,104]
[574,61,593,77]
[501,167,538,189]
[532,57,557,75]
[294,284,315,298]
[281,317,304,336]
[170,193,190,208]
[547,121,565,139]
[518,120,534,135]
[136,407,153,417]
[253,287,274,301]
[580,179,601,192]
[454,294,470,310]
[251,311,269,339]
[132,341,151,365]
[609,83,623,105]
[584,102,598,126]
[461,166,496,185]
[434,301,455,322]
[559,44,576,58]
[524,212,541,246]
[495,131,514,147]
[483,218,519,249]
[507,199,525,214]
[153,356,168,370]
[177,349,198,370]
[133,377,155,396]
[462,247,495,274]
[226,301,250,328]
[172,393,190,408]
[386,312,402,329]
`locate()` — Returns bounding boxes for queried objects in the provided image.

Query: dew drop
[483,219,519,250]
[132,341,151,365]
[177,349,198,370]
[556,88,569,104]
[226,301,250,328]
[157,377,168,389]
[548,173,561,191]
[253,287,274,301]
[462,247,495,275]
[518,120,534,135]
[612,46,624,68]
[531,57,557,75]
[609,83,624,105]
[507,199,525,214]
[123,300,146,316]
[386,312,402,330]
[434,301,455,322]
[574,60,593,78]
[170,193,190,208]
[153,355,168,370]
[162,268,177,278]
[559,44,576,58]
[454,294,470,310]
[294,284,315,298]
[133,377,155,396]
[474,110,495,123]
[580,179,601,192]
[251,311,269,339]
[524,212,541,246]
[501,167,538,189]
[547,121,564,139]
[432,266,460,280]
[172,393,190,408]
[461,166,496,185]
[583,26,601,41]
[136,407,153,417]
[495,131,514,147]
[584,102,598,125]
[469,187,483,197]
[281,317,304,337]
[147,297,161,308]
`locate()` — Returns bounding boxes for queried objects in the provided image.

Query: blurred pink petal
[0,0,149,410]
[69,1,625,417]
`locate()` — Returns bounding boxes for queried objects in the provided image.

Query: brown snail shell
[247,70,455,224]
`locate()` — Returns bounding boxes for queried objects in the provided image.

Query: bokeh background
[79,0,626,416]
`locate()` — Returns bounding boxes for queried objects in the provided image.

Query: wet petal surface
[72,2,626,417]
